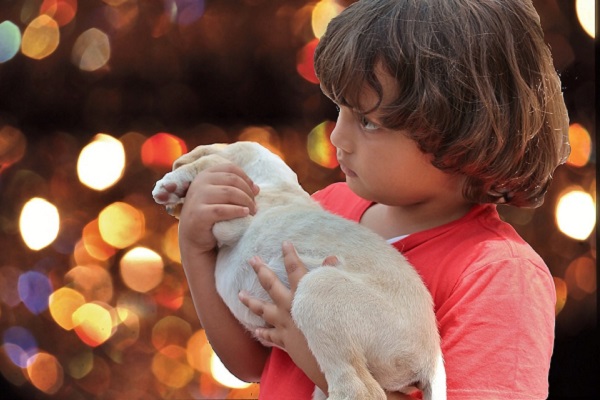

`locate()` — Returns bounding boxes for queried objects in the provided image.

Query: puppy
[153,141,446,400]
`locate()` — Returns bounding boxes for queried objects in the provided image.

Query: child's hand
[238,241,307,350]
[178,164,259,255]
[238,241,333,392]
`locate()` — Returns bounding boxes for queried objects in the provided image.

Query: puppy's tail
[421,352,446,400]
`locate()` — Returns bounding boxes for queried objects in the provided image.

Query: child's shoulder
[400,204,547,273]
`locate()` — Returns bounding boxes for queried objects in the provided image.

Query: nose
[330,109,353,154]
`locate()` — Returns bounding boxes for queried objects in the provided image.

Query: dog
[152,141,446,400]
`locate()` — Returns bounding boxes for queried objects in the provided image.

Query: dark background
[0,0,597,399]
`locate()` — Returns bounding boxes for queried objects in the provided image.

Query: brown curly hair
[314,0,570,207]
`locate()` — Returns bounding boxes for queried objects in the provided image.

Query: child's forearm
[181,248,269,382]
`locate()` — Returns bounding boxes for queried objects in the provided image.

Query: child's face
[327,69,465,207]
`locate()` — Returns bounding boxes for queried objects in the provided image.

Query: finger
[207,164,260,198]
[239,291,281,329]
[249,257,293,307]
[238,290,268,319]
[254,328,284,350]
[282,241,309,293]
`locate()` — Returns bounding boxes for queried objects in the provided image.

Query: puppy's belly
[213,206,425,333]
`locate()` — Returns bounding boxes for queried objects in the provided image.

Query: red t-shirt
[259,183,556,399]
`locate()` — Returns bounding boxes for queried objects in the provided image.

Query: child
[177,0,570,398]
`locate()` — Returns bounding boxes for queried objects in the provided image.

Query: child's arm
[178,165,269,382]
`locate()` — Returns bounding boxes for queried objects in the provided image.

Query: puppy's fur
[153,142,446,400]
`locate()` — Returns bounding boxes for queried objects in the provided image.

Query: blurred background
[0,0,596,399]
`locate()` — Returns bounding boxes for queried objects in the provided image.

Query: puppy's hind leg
[293,268,386,400]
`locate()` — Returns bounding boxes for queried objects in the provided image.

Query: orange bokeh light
[141,133,187,170]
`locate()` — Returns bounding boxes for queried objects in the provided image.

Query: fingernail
[248,256,261,268]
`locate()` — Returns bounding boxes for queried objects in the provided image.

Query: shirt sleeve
[437,258,556,399]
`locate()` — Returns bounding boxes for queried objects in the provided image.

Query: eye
[359,114,379,131]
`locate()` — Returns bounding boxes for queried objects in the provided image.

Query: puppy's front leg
[152,153,232,217]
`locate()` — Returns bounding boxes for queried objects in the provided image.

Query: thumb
[282,241,309,293]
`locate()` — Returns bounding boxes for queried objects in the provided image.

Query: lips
[338,159,357,177]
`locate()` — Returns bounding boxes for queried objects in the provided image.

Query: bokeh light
[566,123,592,167]
[21,14,60,60]
[307,121,338,168]
[297,38,319,84]
[81,219,117,261]
[18,271,53,314]
[0,125,26,171]
[19,197,60,251]
[564,256,597,299]
[3,326,38,368]
[210,351,252,389]
[555,189,596,240]
[167,0,206,26]
[72,302,115,347]
[77,134,126,191]
[554,277,568,315]
[71,28,111,72]
[576,0,595,38]
[26,351,64,395]
[120,247,164,293]
[141,133,187,170]
[40,0,78,27]
[65,264,114,303]
[311,0,343,39]
[49,287,86,330]
[0,0,594,398]
[162,222,181,263]
[151,344,194,389]
[0,21,21,63]
[98,202,145,249]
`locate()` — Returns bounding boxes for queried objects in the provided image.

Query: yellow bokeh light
[151,316,192,351]
[77,134,125,191]
[553,277,567,316]
[98,202,144,248]
[307,121,339,168]
[26,352,64,395]
[49,287,86,331]
[311,0,343,39]
[576,0,595,38]
[163,223,181,263]
[186,329,210,373]
[238,126,283,158]
[566,123,592,167]
[210,350,251,389]
[19,197,60,251]
[21,14,60,60]
[120,247,164,293]
[82,219,117,261]
[72,28,111,72]
[151,344,194,389]
[72,302,115,347]
[555,189,596,240]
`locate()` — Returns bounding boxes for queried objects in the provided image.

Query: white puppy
[152,141,446,400]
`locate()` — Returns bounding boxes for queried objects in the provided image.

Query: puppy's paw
[152,169,194,214]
